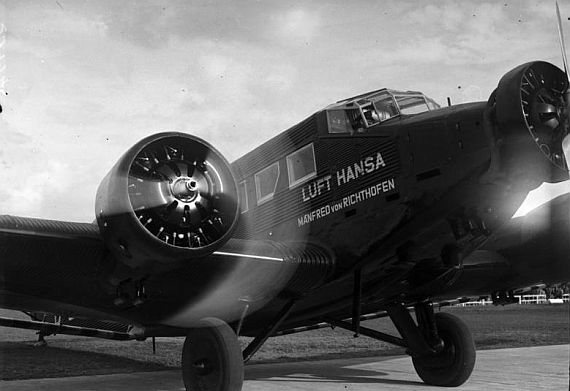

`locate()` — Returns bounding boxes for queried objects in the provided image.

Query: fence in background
[457,293,569,306]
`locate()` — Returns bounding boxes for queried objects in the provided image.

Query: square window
[255,162,280,204]
[286,143,317,188]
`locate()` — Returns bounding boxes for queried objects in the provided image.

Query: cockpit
[325,89,441,134]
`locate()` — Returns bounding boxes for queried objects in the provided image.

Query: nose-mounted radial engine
[494,61,569,182]
[96,132,239,274]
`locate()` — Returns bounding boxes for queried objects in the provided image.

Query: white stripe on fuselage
[213,251,284,262]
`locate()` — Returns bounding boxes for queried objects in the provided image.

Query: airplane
[1,14,570,391]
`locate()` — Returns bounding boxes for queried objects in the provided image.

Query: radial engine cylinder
[95,132,239,272]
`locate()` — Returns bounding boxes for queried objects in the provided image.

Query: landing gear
[181,318,243,391]
[178,302,475,390]
[388,302,475,386]
[412,312,476,387]
[325,300,476,387]
[33,331,48,347]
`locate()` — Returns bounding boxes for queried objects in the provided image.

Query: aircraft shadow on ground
[0,342,169,380]
[245,356,425,387]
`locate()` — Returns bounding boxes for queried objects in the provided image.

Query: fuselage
[232,100,491,270]
[226,94,569,333]
[0,83,568,336]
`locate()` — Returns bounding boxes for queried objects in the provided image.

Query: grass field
[0,304,568,380]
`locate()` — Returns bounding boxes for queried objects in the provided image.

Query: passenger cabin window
[255,162,280,204]
[286,143,317,187]
[238,181,248,213]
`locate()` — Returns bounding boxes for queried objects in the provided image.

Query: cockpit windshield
[325,89,440,134]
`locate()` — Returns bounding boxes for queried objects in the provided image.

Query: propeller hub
[172,177,199,202]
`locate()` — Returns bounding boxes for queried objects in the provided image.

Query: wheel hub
[193,358,213,375]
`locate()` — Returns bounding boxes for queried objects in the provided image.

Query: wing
[0,215,116,319]
[0,213,339,333]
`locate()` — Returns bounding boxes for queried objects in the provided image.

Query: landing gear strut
[389,302,476,387]
[412,312,476,386]
[326,300,476,387]
[179,302,475,390]
[181,318,243,391]
[34,331,47,347]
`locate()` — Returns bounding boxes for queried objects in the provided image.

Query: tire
[412,312,476,387]
[182,317,244,391]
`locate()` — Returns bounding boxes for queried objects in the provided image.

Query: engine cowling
[96,132,239,272]
[495,61,569,177]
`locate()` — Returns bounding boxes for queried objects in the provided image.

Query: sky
[0,0,567,222]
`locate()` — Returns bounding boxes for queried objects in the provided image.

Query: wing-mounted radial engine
[493,61,569,183]
[96,132,239,275]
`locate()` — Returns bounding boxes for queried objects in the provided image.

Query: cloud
[0,125,26,145]
[408,3,464,31]
[1,0,564,222]
[1,5,303,222]
[0,143,81,220]
[401,1,559,68]
[270,8,322,45]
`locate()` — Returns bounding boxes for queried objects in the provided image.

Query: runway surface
[2,345,568,390]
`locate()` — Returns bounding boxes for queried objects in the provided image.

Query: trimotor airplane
[1,15,570,391]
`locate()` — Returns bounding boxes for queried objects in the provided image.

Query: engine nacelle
[96,132,239,272]
[495,61,569,179]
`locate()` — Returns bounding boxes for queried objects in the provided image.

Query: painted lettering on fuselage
[301,175,332,202]
[297,178,396,227]
[336,152,386,186]
[341,178,395,208]
[300,152,387,203]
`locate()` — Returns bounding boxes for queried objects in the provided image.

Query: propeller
[556,1,570,171]
[556,2,569,78]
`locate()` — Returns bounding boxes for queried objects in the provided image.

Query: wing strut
[351,268,363,337]
[326,317,407,347]
[242,299,296,363]
[0,316,132,341]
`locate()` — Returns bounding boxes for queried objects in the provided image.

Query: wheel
[182,317,244,391]
[412,312,476,387]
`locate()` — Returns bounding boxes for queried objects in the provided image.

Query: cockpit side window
[327,108,361,134]
[356,100,381,128]
[326,90,440,134]
[370,93,399,121]
[426,98,441,111]
[326,103,387,134]
[394,95,430,115]
[255,162,280,205]
[286,143,317,188]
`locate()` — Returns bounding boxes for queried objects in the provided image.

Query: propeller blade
[556,2,570,166]
[556,2,569,80]
[563,133,570,170]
